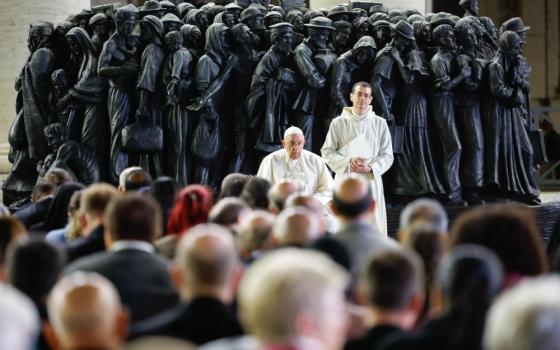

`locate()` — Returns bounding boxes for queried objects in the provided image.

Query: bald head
[332,175,373,219]
[285,193,327,234]
[268,179,302,213]
[175,224,238,297]
[47,272,127,350]
[238,210,276,256]
[273,207,320,247]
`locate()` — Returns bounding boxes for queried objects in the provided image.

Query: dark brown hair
[105,194,162,242]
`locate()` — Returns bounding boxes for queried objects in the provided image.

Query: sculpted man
[257,126,334,198]
[322,82,393,235]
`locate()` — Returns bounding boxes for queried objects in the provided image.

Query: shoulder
[64,250,111,274]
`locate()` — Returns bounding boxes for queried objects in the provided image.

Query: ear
[367,200,376,213]
[43,322,60,350]
[329,200,339,216]
[354,282,368,306]
[170,263,185,293]
[79,212,88,232]
[114,307,130,341]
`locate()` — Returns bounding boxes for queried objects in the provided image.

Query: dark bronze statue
[331,21,352,55]
[98,4,140,184]
[459,0,479,17]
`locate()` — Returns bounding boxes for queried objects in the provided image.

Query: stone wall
[0,0,90,172]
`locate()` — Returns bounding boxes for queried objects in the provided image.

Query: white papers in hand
[338,133,372,159]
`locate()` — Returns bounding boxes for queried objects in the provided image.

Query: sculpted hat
[430,12,455,28]
[159,1,177,10]
[270,22,294,33]
[89,13,107,26]
[75,9,94,20]
[304,16,335,30]
[225,2,243,10]
[161,13,183,25]
[284,126,304,138]
[177,3,196,17]
[352,16,371,29]
[372,19,391,28]
[353,35,376,50]
[327,5,351,19]
[390,20,415,40]
[141,15,164,36]
[140,0,163,14]
[369,4,388,15]
[264,11,283,20]
[501,17,530,33]
[241,7,264,22]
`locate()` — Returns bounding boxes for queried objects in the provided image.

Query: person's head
[351,36,376,65]
[208,197,250,230]
[118,166,143,192]
[240,7,265,32]
[432,23,457,50]
[115,4,138,37]
[44,123,68,151]
[6,238,66,305]
[219,173,250,199]
[349,81,373,115]
[281,126,305,160]
[268,179,302,213]
[231,22,253,46]
[32,181,55,203]
[124,168,153,192]
[449,205,547,276]
[459,0,479,16]
[89,13,109,38]
[0,217,26,281]
[172,224,238,300]
[167,185,213,235]
[180,24,202,49]
[272,207,321,247]
[285,192,327,234]
[237,210,275,258]
[79,183,119,235]
[412,20,431,46]
[215,11,236,28]
[45,272,128,350]
[498,30,522,57]
[140,15,164,43]
[399,198,448,235]
[51,69,68,95]
[45,168,74,189]
[105,194,162,246]
[484,275,560,350]
[305,16,334,49]
[240,177,271,210]
[401,223,445,287]
[264,11,283,28]
[373,20,391,43]
[480,16,497,39]
[28,21,53,53]
[0,283,40,350]
[239,249,349,349]
[331,174,374,221]
[332,20,352,48]
[165,30,183,52]
[454,17,477,48]
[270,22,294,53]
[286,10,304,32]
[359,249,424,330]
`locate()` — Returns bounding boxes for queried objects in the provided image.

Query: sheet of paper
[338,133,372,159]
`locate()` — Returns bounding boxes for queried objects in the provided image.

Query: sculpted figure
[225,2,243,21]
[247,23,297,154]
[484,31,539,204]
[286,10,305,46]
[6,22,55,201]
[38,123,99,185]
[184,9,210,36]
[479,16,498,60]
[180,24,203,61]
[51,22,73,69]
[240,7,267,51]
[264,11,283,29]
[329,36,376,121]
[453,18,485,204]
[331,21,352,55]
[372,20,391,51]
[61,27,107,177]
[49,69,71,127]
[136,15,166,179]
[89,14,110,53]
[162,31,196,186]
[371,20,415,124]
[327,5,350,23]
[293,16,335,151]
[459,0,479,17]
[352,17,372,40]
[97,4,140,184]
[161,13,184,33]
[193,23,231,187]
[429,24,470,205]
[412,20,435,59]
[213,11,237,28]
[140,0,165,19]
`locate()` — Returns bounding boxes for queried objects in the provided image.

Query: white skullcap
[283,126,304,139]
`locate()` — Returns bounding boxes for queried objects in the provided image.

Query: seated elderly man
[257,126,334,199]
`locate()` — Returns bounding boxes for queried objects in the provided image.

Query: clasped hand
[350,157,371,173]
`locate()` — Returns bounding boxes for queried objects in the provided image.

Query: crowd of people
[0,162,559,350]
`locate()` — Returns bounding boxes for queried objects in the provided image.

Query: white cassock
[321,106,394,235]
[257,149,335,200]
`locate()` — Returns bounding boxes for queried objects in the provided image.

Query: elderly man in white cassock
[321,81,393,235]
[257,126,334,201]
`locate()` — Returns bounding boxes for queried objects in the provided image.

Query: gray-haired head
[484,275,560,350]
[399,198,448,234]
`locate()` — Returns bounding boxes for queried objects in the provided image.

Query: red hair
[167,185,213,235]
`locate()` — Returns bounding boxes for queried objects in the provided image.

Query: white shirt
[257,149,335,197]
[321,106,394,235]
[111,240,155,254]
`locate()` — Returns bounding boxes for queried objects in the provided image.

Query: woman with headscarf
[213,11,236,28]
[192,23,230,187]
[483,31,539,204]
[61,27,108,178]
[180,24,203,61]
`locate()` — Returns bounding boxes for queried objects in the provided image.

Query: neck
[181,284,232,304]
[351,107,368,117]
[364,307,413,330]
[84,217,104,237]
